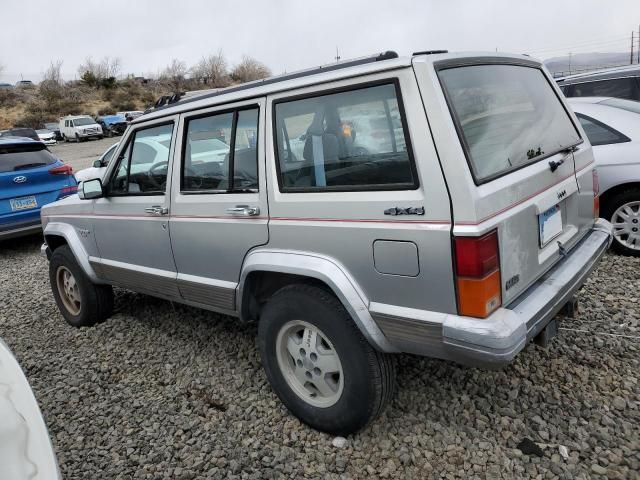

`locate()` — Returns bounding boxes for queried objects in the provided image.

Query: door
[267,73,456,316]
[169,99,269,313]
[91,118,180,300]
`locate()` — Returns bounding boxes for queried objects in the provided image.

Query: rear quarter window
[438,64,581,183]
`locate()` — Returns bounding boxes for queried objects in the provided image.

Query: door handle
[145,205,169,216]
[226,205,260,216]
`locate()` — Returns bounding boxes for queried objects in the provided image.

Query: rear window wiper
[549,145,578,172]
[14,162,47,170]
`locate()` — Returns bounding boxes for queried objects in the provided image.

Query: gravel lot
[50,137,120,172]
[0,235,638,479]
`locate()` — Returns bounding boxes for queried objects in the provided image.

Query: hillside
[544,52,634,75]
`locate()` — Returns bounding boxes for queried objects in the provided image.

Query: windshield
[73,117,96,126]
[601,98,640,115]
[438,64,581,183]
[0,144,57,173]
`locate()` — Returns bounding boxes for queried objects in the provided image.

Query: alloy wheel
[275,320,344,408]
[56,266,81,315]
[611,201,640,251]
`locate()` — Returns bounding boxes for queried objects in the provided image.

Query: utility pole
[631,31,635,65]
[637,24,639,64]
[568,52,572,74]
[335,47,341,63]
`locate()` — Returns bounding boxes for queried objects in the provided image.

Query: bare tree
[230,56,271,84]
[42,60,63,85]
[159,59,188,92]
[0,63,4,78]
[78,56,121,83]
[191,51,230,87]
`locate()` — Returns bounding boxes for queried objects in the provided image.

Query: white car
[0,338,60,479]
[75,142,119,183]
[36,129,57,145]
[569,97,640,255]
[59,115,103,143]
[75,135,231,184]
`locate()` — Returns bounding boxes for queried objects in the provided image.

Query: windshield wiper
[14,163,46,171]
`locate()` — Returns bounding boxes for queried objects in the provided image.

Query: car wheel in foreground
[603,189,640,257]
[49,245,114,327]
[258,284,396,435]
[75,133,81,143]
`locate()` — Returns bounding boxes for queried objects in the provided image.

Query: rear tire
[602,188,640,257]
[258,284,395,435]
[49,245,114,327]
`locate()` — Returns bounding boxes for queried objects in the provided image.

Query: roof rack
[149,51,399,112]
[412,50,448,55]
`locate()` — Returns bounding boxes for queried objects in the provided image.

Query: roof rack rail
[412,50,448,56]
[149,51,399,112]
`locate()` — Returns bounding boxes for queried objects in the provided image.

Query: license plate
[10,195,37,211]
[538,204,562,246]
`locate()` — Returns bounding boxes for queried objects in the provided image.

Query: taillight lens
[592,169,600,218]
[61,185,77,194]
[454,230,502,318]
[49,164,73,175]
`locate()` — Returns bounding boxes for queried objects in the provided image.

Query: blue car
[0,137,77,240]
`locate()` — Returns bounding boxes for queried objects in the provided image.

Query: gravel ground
[50,137,120,172]
[0,235,638,479]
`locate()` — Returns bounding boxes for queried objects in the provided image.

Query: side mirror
[93,159,102,168]
[79,178,104,200]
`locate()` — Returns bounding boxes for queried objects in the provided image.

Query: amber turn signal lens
[456,270,502,318]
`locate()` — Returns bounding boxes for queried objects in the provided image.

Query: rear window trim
[435,61,584,186]
[271,77,420,193]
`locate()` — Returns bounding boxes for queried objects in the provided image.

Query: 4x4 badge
[384,206,425,216]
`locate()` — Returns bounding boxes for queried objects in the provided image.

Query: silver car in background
[568,97,640,255]
[41,51,612,435]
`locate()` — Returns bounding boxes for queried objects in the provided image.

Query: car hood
[75,166,107,182]
[0,339,60,479]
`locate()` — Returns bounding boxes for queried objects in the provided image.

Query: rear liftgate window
[274,82,418,191]
[438,64,581,183]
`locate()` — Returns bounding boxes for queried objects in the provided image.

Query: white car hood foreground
[74,165,107,183]
[0,339,60,479]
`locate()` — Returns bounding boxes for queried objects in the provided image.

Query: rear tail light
[592,169,600,218]
[61,185,77,194]
[49,164,73,175]
[454,231,502,318]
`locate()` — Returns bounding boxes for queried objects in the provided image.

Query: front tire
[258,284,396,435]
[602,188,640,257]
[49,245,114,327]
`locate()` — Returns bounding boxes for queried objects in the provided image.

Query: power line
[527,34,632,54]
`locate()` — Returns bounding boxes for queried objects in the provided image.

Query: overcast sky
[1,0,639,82]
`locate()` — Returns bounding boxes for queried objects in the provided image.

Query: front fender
[238,249,397,353]
[43,222,103,283]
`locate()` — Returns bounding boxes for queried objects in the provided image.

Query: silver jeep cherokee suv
[41,51,613,435]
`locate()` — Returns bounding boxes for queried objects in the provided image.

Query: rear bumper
[442,218,613,367]
[0,219,42,240]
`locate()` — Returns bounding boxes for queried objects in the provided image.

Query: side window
[108,123,174,195]
[576,113,631,146]
[274,82,417,191]
[182,107,259,192]
[572,78,638,100]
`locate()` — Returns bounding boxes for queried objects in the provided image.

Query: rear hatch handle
[548,145,578,172]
